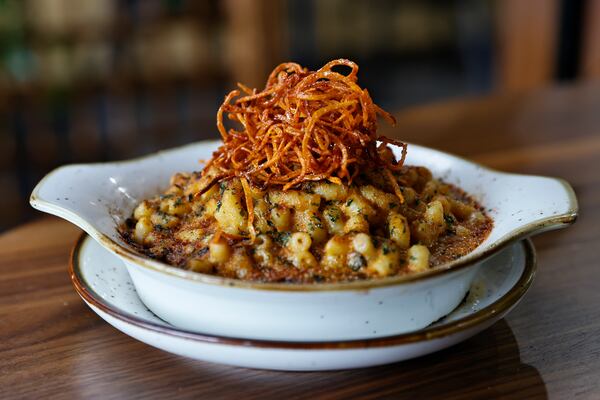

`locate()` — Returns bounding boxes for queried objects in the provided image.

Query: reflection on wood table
[1,83,599,399]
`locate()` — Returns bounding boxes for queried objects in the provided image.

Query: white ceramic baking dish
[30,140,577,341]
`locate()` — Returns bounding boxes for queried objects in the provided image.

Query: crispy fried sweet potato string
[201,59,407,201]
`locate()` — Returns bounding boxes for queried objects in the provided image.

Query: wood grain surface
[1,83,599,399]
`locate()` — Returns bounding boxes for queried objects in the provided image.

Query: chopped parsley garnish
[347,252,366,271]
[444,215,456,233]
[310,215,323,229]
[272,231,291,246]
[382,242,392,255]
[303,182,315,193]
[327,211,338,223]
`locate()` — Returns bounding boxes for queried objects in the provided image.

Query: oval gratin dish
[30,141,577,341]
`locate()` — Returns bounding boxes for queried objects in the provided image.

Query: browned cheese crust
[122,159,492,283]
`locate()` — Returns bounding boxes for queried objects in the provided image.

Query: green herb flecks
[347,252,366,271]
[271,231,291,247]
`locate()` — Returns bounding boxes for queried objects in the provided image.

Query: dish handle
[29,164,136,244]
[489,173,578,239]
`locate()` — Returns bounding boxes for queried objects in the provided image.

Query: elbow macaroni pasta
[124,165,492,283]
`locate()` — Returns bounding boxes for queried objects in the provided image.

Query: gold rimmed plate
[70,234,536,371]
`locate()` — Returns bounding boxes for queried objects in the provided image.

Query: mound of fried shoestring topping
[200,59,407,202]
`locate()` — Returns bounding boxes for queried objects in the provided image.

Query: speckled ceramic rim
[32,140,575,292]
[70,234,536,349]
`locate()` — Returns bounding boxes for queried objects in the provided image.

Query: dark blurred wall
[0,0,582,231]
[0,0,227,230]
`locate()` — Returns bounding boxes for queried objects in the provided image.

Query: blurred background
[0,0,597,231]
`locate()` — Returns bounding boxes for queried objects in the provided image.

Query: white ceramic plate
[71,234,536,371]
[32,141,576,341]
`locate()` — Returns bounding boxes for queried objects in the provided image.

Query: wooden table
[2,83,599,399]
